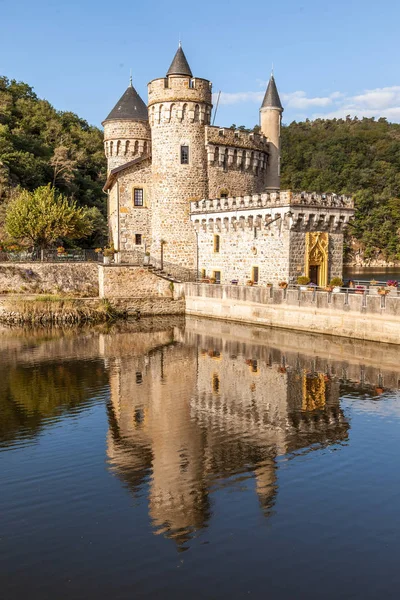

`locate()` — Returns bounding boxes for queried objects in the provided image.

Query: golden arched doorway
[305,232,328,287]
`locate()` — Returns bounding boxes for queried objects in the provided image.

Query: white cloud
[213,91,263,105]
[282,91,338,109]
[214,84,400,123]
[313,86,400,121]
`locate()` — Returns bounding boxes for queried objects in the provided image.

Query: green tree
[5,184,95,248]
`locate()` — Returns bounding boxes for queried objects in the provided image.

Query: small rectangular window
[252,266,259,283]
[135,234,142,245]
[134,188,144,206]
[181,145,189,164]
[201,268,206,279]
[213,271,221,284]
[214,234,220,253]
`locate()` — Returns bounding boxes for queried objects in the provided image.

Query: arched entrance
[305,232,328,287]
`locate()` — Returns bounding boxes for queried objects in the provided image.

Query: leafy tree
[5,184,95,248]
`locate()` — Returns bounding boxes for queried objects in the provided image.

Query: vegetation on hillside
[231,118,400,261]
[281,118,400,260]
[0,76,107,245]
[1,75,400,260]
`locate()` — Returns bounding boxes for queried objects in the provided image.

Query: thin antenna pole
[129,68,132,86]
[212,91,221,126]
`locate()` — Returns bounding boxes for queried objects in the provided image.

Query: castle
[103,45,354,286]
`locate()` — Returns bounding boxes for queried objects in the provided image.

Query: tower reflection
[106,318,352,547]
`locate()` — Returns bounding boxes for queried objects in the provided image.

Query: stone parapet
[191,190,354,215]
[183,283,400,345]
[205,126,269,151]
[147,76,212,107]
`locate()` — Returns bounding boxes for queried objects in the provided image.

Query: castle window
[181,145,189,164]
[189,78,195,89]
[135,234,142,245]
[252,266,259,283]
[213,270,221,284]
[201,268,206,279]
[214,234,220,253]
[212,373,220,394]
[134,188,144,206]
[220,191,228,199]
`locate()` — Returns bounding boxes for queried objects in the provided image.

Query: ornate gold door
[305,232,328,287]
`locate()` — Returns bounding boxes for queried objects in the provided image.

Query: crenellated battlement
[205,126,269,151]
[147,76,212,107]
[103,120,151,170]
[191,191,354,214]
[149,101,212,126]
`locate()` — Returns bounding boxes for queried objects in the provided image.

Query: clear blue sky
[1,0,399,128]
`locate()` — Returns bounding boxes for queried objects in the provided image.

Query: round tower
[260,74,283,190]
[102,79,151,172]
[148,44,212,270]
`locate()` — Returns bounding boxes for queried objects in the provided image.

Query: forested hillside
[0,77,107,244]
[281,118,400,261]
[1,76,400,259]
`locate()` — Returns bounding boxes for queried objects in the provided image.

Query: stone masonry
[103,45,354,283]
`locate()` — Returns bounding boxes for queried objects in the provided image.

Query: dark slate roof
[261,75,283,110]
[104,84,148,122]
[166,45,193,77]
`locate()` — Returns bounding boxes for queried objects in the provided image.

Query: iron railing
[0,249,102,263]
[117,249,198,282]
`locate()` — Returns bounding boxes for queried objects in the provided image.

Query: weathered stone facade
[192,191,353,285]
[103,46,354,283]
[0,262,99,296]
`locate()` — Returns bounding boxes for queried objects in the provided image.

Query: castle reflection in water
[104,317,397,547]
[1,317,399,549]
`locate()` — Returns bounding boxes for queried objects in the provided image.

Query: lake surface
[344,266,400,283]
[1,317,400,600]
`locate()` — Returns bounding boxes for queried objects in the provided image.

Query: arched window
[182,103,188,121]
[214,234,220,253]
[194,104,200,122]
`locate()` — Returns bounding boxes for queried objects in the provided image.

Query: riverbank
[0,295,122,324]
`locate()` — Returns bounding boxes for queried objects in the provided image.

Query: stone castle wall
[197,226,290,284]
[0,263,99,296]
[104,120,151,172]
[148,75,211,269]
[288,232,344,281]
[108,159,152,252]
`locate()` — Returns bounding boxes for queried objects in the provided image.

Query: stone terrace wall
[98,265,185,316]
[0,263,99,296]
[183,283,400,345]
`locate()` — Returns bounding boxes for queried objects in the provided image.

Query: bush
[297,276,310,285]
[329,277,343,287]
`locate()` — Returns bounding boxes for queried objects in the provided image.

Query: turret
[260,74,283,190]
[147,44,212,269]
[102,79,151,172]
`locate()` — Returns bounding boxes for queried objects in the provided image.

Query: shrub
[297,276,310,285]
[329,277,343,287]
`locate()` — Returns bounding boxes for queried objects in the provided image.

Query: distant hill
[281,118,400,262]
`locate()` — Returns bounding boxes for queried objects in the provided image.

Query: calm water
[1,317,400,600]
[344,266,400,282]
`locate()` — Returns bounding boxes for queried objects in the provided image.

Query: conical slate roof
[261,75,283,110]
[166,45,193,77]
[104,83,148,122]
